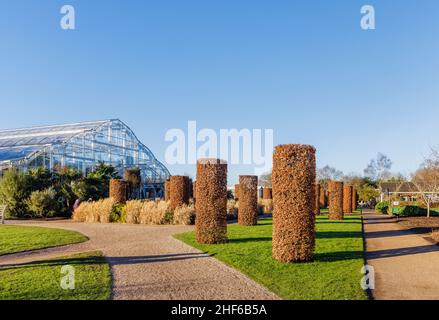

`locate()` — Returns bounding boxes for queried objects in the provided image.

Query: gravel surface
[363,210,439,300]
[1,220,279,300]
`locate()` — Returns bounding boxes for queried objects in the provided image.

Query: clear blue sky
[1,0,438,183]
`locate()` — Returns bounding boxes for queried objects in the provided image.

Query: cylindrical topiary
[193,181,197,201]
[352,188,357,211]
[319,186,326,208]
[343,185,353,214]
[272,144,316,263]
[195,159,228,244]
[109,179,127,204]
[315,183,320,215]
[170,176,190,209]
[263,187,272,200]
[234,184,240,201]
[328,181,344,220]
[188,178,194,199]
[238,175,258,226]
[164,178,171,201]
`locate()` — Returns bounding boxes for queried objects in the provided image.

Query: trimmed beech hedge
[238,175,258,226]
[263,187,272,200]
[272,144,316,263]
[319,186,327,208]
[195,159,228,244]
[234,184,240,201]
[328,181,343,220]
[315,183,320,215]
[170,176,190,209]
[343,185,353,214]
[109,179,127,204]
[165,178,171,201]
[352,188,357,210]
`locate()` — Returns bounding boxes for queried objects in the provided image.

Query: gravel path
[1,220,279,300]
[363,210,439,300]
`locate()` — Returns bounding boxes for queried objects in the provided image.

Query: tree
[317,166,344,189]
[412,149,439,218]
[259,171,272,187]
[357,184,379,202]
[364,153,393,182]
[0,169,32,217]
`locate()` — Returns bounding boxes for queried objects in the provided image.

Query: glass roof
[0,120,111,162]
[0,120,109,148]
[0,146,43,162]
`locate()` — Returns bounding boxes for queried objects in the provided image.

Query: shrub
[126,200,143,224]
[125,200,169,225]
[375,201,390,214]
[0,169,32,217]
[196,158,228,244]
[72,198,116,223]
[26,187,58,218]
[272,144,316,263]
[110,203,127,223]
[173,204,195,225]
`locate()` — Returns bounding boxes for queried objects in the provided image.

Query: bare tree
[364,153,393,182]
[412,148,439,218]
[317,166,344,189]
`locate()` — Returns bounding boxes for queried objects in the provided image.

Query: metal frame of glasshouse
[0,119,170,198]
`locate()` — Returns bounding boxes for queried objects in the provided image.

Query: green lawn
[0,251,111,300]
[176,214,367,300]
[0,225,88,256]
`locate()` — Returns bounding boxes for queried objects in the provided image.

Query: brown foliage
[263,187,272,200]
[109,179,127,204]
[195,158,228,244]
[329,181,344,220]
[352,188,357,210]
[170,176,190,209]
[315,183,321,215]
[343,185,353,214]
[319,186,327,208]
[164,178,171,201]
[272,144,316,263]
[238,175,258,226]
[234,184,240,201]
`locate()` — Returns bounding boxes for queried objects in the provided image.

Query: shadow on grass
[0,254,106,271]
[0,253,210,271]
[228,237,272,244]
[314,251,364,262]
[317,231,363,239]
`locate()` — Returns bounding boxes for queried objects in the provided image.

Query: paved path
[0,220,278,300]
[363,210,439,300]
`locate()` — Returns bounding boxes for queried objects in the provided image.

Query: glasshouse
[0,119,170,197]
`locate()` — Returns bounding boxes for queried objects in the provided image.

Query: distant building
[379,182,419,202]
[0,119,170,197]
